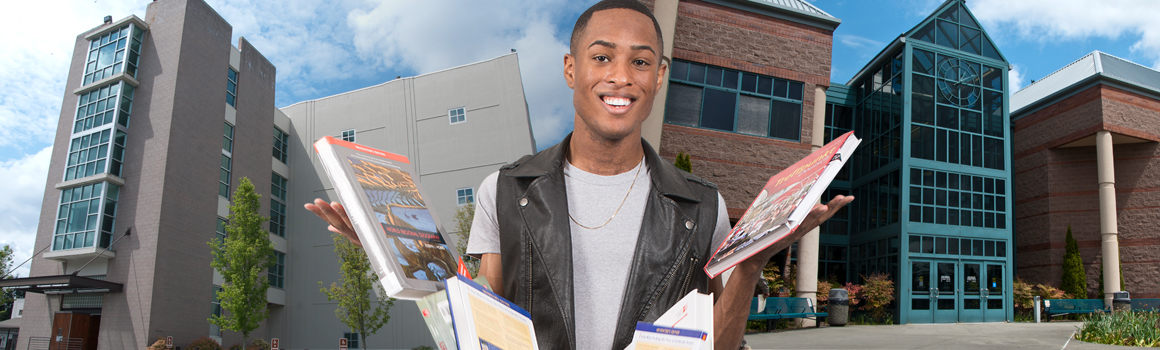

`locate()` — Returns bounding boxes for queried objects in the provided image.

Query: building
[820,0,1014,323]
[10,0,534,348]
[278,53,535,349]
[1010,51,1160,301]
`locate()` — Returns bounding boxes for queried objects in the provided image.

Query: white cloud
[837,34,884,50]
[1008,64,1026,93]
[0,146,53,278]
[347,0,580,148]
[0,0,147,157]
[971,0,1160,68]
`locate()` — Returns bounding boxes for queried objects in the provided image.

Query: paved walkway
[742,322,1127,349]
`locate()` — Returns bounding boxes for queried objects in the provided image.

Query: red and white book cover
[705,131,860,278]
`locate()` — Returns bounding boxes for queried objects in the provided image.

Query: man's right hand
[304,198,361,246]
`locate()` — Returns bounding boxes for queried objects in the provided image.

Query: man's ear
[564,53,576,89]
[655,56,669,89]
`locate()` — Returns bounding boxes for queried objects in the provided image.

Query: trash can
[828,288,849,326]
[1112,291,1131,312]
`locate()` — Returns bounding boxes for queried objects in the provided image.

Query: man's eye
[594,55,610,62]
[633,59,649,67]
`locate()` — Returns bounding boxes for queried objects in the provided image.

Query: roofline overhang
[0,275,123,294]
[702,0,841,31]
[1012,74,1160,119]
[846,36,905,86]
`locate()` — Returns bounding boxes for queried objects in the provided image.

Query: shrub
[674,152,692,173]
[413,346,437,350]
[248,339,270,350]
[1076,311,1160,347]
[1060,225,1088,299]
[186,337,223,350]
[1012,278,1034,309]
[148,338,167,350]
[843,282,863,308]
[1035,283,1068,300]
[228,344,243,350]
[816,280,834,303]
[860,273,895,320]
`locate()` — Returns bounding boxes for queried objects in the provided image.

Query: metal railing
[25,337,82,350]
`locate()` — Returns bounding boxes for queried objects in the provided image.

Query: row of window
[910,3,1003,61]
[911,126,1004,170]
[909,235,1007,257]
[53,182,119,251]
[75,81,133,134]
[665,60,804,141]
[848,170,902,233]
[65,129,127,181]
[270,173,288,237]
[83,24,144,86]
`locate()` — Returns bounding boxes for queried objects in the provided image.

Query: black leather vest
[495,134,719,349]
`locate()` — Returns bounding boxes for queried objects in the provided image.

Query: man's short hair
[569,0,664,56]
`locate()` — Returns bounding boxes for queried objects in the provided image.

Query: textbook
[704,131,860,278]
[314,136,458,300]
[624,323,709,350]
[445,275,540,350]
[417,276,492,350]
[625,290,714,350]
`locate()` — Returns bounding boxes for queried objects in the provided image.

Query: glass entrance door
[909,259,959,323]
[984,263,1005,320]
[961,262,984,322]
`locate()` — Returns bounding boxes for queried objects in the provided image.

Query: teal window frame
[83,24,144,85]
[456,187,474,205]
[226,68,238,107]
[663,59,804,141]
[220,123,234,199]
[449,107,466,124]
[269,251,285,288]
[341,129,356,142]
[273,127,289,164]
[53,182,119,251]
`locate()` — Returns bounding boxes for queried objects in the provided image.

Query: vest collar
[504,133,703,203]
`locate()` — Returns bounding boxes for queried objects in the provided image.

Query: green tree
[0,245,18,320]
[209,177,274,345]
[452,204,478,277]
[1061,225,1088,298]
[319,233,395,350]
[674,152,692,173]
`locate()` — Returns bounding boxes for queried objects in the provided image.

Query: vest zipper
[680,256,698,293]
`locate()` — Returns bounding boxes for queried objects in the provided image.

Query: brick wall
[653,0,832,219]
[1013,84,1160,298]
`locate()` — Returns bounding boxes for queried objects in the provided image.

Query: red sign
[339,338,348,350]
[270,338,279,350]
[165,336,173,349]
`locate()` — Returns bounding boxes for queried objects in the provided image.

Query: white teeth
[603,96,631,107]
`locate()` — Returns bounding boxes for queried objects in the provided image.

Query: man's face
[565,8,667,142]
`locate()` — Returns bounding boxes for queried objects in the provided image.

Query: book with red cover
[705,131,860,278]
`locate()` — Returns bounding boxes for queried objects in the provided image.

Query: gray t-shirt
[466,159,731,349]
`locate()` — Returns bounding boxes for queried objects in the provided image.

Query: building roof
[749,0,838,21]
[704,0,841,31]
[0,317,19,330]
[1011,51,1160,115]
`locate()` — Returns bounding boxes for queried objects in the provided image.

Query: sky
[2,0,1159,278]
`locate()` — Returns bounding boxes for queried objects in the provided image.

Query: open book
[625,290,714,350]
[314,136,458,299]
[705,131,860,278]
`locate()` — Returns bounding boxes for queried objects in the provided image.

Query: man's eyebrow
[630,45,656,55]
[589,40,616,49]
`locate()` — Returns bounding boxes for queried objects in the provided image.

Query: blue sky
[1,0,1159,278]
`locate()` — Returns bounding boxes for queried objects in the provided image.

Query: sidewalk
[742,322,1125,349]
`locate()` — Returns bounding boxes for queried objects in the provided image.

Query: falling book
[445,275,539,350]
[704,131,860,278]
[315,136,457,300]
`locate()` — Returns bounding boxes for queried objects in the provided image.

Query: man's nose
[606,60,633,87]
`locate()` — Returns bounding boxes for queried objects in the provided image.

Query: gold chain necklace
[569,160,645,230]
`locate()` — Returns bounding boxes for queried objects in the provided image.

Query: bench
[1130,298,1160,311]
[1043,299,1108,319]
[747,297,827,330]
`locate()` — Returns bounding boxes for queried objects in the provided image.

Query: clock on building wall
[937,59,980,109]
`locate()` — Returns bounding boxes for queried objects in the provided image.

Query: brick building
[1011,51,1160,300]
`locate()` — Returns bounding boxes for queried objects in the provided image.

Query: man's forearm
[713,260,763,350]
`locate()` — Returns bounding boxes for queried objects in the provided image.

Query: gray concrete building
[279,53,535,349]
[10,0,534,348]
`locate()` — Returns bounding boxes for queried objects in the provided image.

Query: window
[909,49,1004,170]
[211,286,222,337]
[449,107,466,124]
[908,168,1007,229]
[344,333,360,349]
[456,187,474,205]
[226,68,238,107]
[74,82,134,133]
[908,3,1002,61]
[270,173,287,237]
[664,60,804,141]
[53,182,119,251]
[65,129,112,181]
[83,24,144,85]
[220,123,234,198]
[216,217,228,240]
[269,251,285,288]
[273,127,289,164]
[341,129,356,142]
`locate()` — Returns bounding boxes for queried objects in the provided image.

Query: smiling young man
[307,1,851,349]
